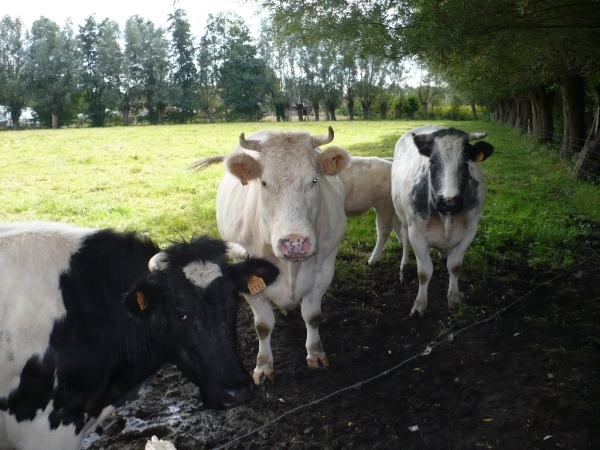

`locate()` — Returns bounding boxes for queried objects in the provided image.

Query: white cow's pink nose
[279,235,312,259]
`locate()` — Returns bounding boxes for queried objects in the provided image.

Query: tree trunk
[348,98,355,121]
[470,102,478,121]
[296,103,304,121]
[559,74,587,159]
[52,113,59,129]
[379,102,388,120]
[572,84,600,180]
[530,87,555,143]
[361,101,371,120]
[284,103,290,121]
[312,102,320,121]
[519,99,533,135]
[421,102,429,119]
[121,106,130,126]
[325,100,337,121]
[157,104,166,124]
[204,107,215,123]
[10,108,21,130]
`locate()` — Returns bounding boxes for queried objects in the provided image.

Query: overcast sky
[3,0,263,37]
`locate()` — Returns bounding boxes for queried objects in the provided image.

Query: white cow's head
[412,128,494,215]
[224,127,350,260]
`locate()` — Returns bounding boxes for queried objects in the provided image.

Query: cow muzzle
[278,234,314,260]
[436,196,464,215]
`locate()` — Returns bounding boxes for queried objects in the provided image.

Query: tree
[25,18,80,128]
[219,17,274,121]
[0,15,27,130]
[78,16,122,127]
[120,16,148,125]
[168,9,198,123]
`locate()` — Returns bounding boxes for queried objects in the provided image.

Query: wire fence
[212,249,599,450]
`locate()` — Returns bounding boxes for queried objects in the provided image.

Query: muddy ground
[83,231,600,450]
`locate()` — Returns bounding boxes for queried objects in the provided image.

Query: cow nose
[220,383,254,408]
[437,196,463,214]
[278,234,312,259]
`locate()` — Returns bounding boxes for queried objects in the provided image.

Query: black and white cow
[0,222,279,450]
[391,125,494,316]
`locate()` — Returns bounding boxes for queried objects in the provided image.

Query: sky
[3,0,264,37]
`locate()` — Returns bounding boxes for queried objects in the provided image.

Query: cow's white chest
[263,258,320,310]
[421,214,470,251]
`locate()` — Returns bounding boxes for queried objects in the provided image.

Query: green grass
[1,121,599,269]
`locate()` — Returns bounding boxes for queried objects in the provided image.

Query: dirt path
[83,235,600,450]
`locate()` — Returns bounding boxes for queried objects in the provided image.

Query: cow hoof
[252,368,275,386]
[307,355,329,369]
[410,307,426,317]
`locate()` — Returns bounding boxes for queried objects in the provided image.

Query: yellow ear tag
[136,291,148,311]
[475,152,484,162]
[247,275,267,295]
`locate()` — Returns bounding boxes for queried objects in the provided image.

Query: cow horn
[239,133,261,152]
[468,132,487,141]
[226,242,249,260]
[148,252,168,272]
[311,126,334,147]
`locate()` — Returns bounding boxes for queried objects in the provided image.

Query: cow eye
[312,178,318,184]
[176,311,188,320]
[261,181,267,187]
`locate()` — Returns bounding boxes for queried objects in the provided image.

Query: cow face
[412,128,494,215]
[225,128,350,261]
[123,237,279,410]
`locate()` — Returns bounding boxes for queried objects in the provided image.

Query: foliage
[0,15,27,129]
[168,9,198,123]
[78,16,122,127]
[24,17,80,128]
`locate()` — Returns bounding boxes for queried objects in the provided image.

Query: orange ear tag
[136,291,148,310]
[475,152,484,162]
[247,275,267,295]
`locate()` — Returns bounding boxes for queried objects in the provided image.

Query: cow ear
[123,278,161,318]
[228,258,279,295]
[412,133,434,157]
[317,146,351,175]
[467,141,495,162]
[225,152,261,186]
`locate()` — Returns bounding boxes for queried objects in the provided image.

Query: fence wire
[213,250,598,450]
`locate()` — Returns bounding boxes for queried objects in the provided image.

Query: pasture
[1,121,600,449]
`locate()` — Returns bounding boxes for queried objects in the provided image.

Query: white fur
[183,261,222,288]
[391,125,487,316]
[0,223,97,450]
[215,129,349,384]
[336,156,402,265]
[0,222,95,398]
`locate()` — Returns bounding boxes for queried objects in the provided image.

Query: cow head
[123,236,279,410]
[224,127,350,261]
[412,128,494,215]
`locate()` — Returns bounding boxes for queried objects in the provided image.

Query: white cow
[337,156,402,265]
[191,127,351,384]
[391,125,494,316]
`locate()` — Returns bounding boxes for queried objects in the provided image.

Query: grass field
[1,120,599,270]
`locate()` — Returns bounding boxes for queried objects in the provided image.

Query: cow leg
[408,227,433,316]
[368,209,394,265]
[399,222,411,281]
[445,222,479,309]
[301,252,336,369]
[246,296,276,385]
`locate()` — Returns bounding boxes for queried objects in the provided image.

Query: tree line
[0,9,436,130]
[260,0,600,180]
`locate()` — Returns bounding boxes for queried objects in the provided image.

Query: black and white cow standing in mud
[0,222,279,450]
[391,125,494,316]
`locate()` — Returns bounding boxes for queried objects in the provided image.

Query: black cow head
[123,236,279,410]
[413,128,494,215]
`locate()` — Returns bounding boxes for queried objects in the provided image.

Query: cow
[337,156,402,265]
[190,127,351,385]
[391,125,494,316]
[0,222,279,450]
